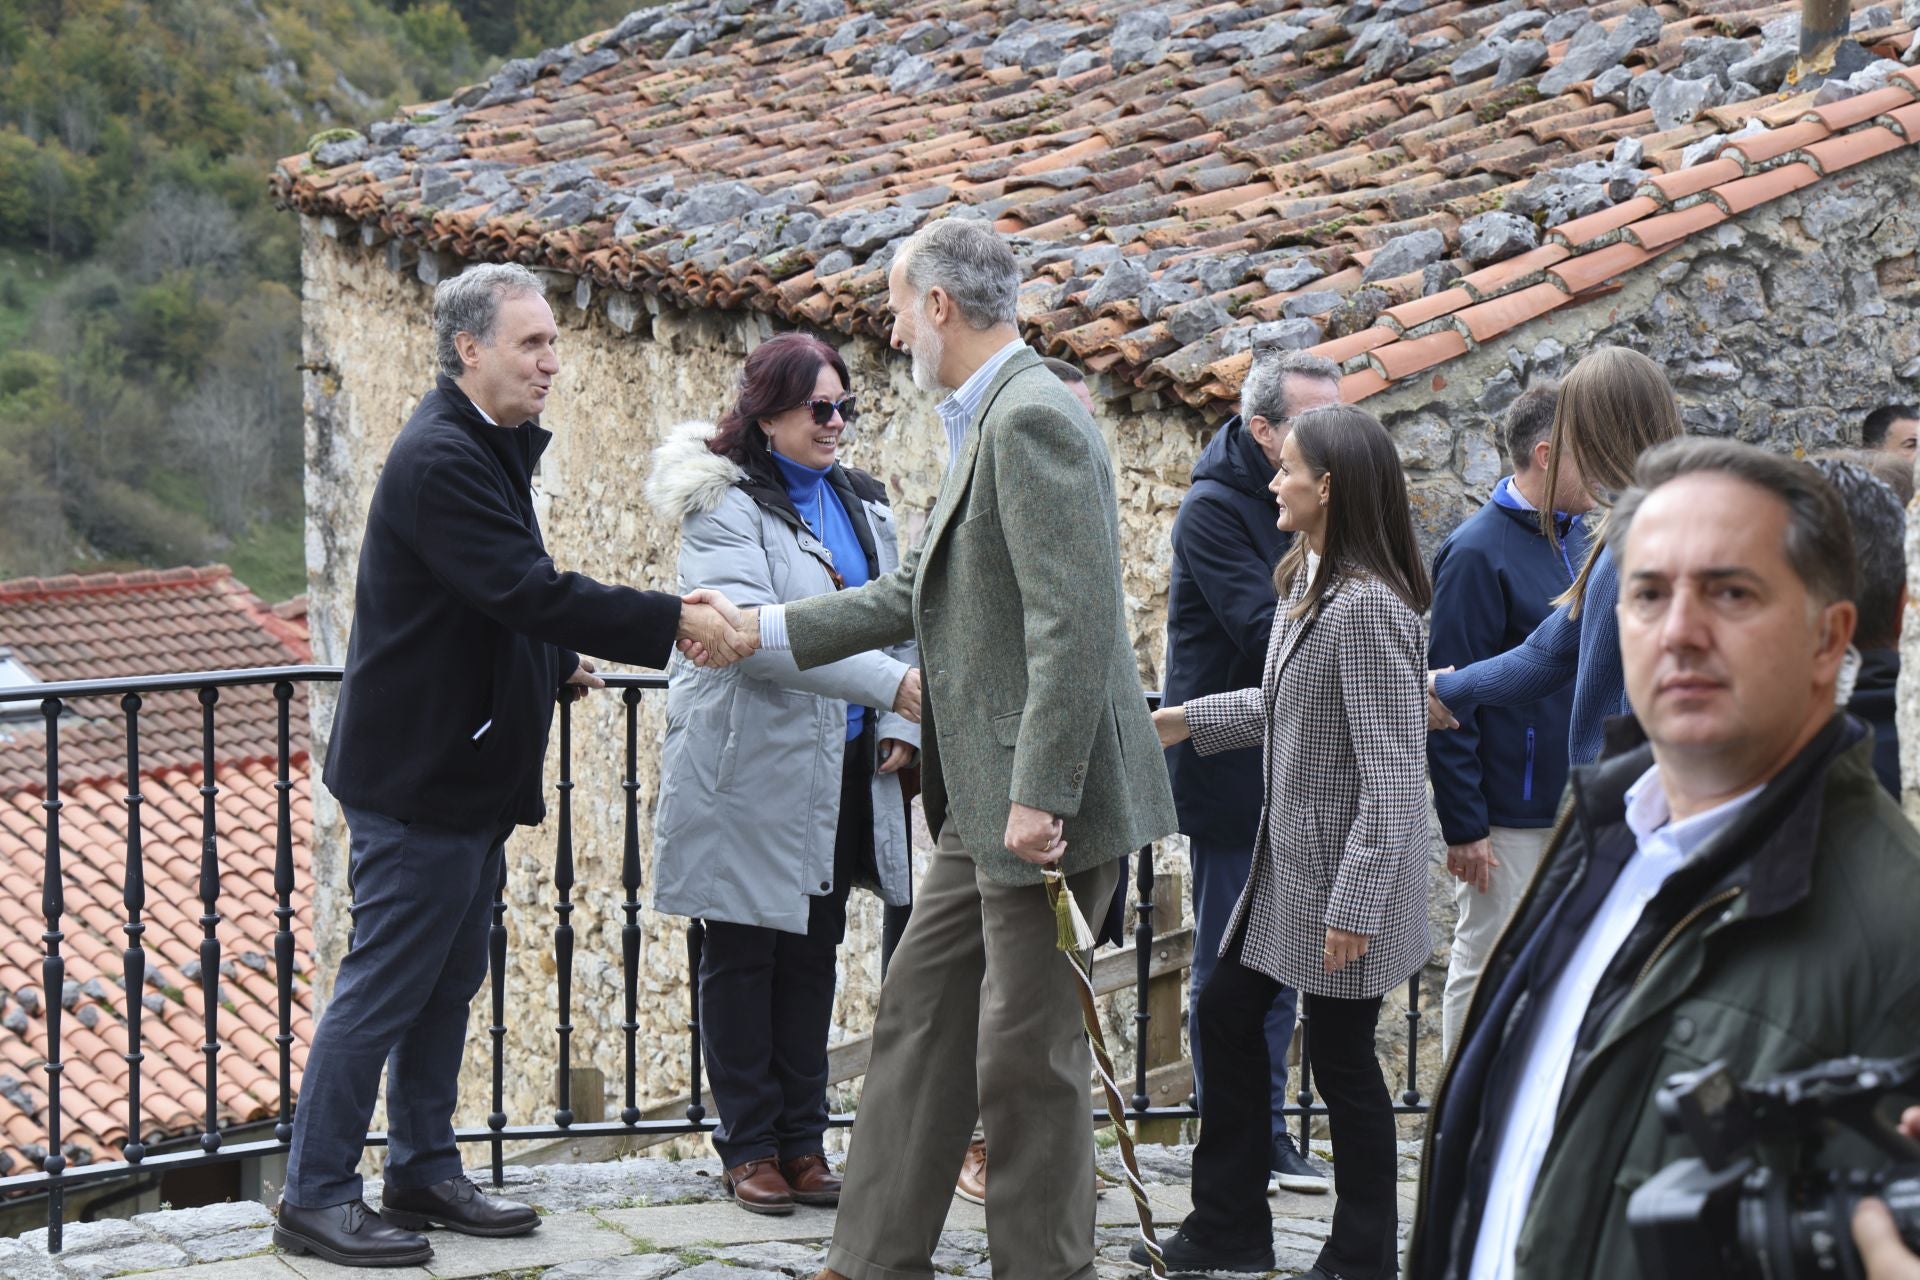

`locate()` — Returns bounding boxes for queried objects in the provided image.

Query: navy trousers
[1188,836,1296,1156]
[284,805,509,1207]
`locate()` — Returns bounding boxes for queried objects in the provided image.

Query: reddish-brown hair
[707,332,851,465]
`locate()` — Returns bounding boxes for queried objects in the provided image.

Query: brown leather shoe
[724,1157,794,1216]
[955,1136,987,1205]
[810,1272,849,1280]
[779,1153,842,1207]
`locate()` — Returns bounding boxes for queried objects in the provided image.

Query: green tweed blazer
[786,347,1177,885]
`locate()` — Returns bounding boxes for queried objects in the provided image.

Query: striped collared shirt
[937,337,1028,473]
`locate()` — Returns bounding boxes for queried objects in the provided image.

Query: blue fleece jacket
[772,449,870,740]
[1431,538,1624,770]
[1426,478,1590,845]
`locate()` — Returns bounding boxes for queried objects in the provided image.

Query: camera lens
[1736,1168,1920,1278]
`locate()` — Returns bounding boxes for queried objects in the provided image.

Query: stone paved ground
[1,1145,1422,1280]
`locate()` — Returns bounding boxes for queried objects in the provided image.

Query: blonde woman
[1428,347,1685,767]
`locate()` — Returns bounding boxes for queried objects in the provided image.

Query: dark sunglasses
[803,395,859,426]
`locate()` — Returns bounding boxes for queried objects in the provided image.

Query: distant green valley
[0,0,643,599]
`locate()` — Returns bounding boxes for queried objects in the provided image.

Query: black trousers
[1184,936,1398,1280]
[699,730,872,1168]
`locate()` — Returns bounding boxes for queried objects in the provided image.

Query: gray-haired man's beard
[909,327,945,393]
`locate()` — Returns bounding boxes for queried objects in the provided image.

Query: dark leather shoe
[1129,1225,1275,1274]
[779,1153,842,1206]
[380,1174,539,1237]
[724,1157,795,1215]
[275,1198,432,1267]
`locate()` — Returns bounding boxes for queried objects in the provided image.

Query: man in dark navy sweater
[1427,384,1593,1055]
[1162,347,1338,1192]
[277,264,745,1267]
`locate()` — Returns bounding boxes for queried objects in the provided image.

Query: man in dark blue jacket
[1427,384,1592,1055]
[277,265,744,1268]
[1810,454,1906,798]
[1162,347,1338,1192]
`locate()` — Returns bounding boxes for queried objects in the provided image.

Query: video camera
[1627,1052,1920,1278]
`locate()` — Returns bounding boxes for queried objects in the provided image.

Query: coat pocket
[990,709,1022,748]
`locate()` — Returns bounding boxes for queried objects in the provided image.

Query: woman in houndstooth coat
[1145,405,1433,1280]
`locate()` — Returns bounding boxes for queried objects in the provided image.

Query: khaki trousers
[1440,825,1553,1057]
[827,822,1122,1280]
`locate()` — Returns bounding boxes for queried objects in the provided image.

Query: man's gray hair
[1240,349,1340,425]
[434,263,544,379]
[897,219,1020,329]
[1606,437,1857,609]
[1809,457,1906,648]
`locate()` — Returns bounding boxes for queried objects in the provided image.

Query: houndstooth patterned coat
[1185,565,1432,999]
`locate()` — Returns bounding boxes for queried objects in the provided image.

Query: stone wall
[297,144,1915,1174]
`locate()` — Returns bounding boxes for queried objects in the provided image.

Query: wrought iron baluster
[272,682,296,1142]
[196,688,223,1154]
[488,858,507,1187]
[1295,1008,1316,1154]
[553,698,576,1129]
[1401,974,1424,1106]
[41,697,67,1252]
[686,921,706,1125]
[620,688,641,1127]
[121,695,147,1166]
[1131,845,1153,1113]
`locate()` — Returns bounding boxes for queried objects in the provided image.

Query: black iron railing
[0,666,1429,1252]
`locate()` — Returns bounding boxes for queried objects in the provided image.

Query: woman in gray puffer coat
[644,333,921,1218]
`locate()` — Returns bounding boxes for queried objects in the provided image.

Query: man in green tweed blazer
[722,219,1176,1280]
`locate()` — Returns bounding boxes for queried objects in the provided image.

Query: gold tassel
[1043,869,1096,953]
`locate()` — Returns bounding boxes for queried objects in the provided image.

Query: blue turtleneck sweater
[771,449,871,740]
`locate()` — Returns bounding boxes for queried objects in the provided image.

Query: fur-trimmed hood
[644,420,744,524]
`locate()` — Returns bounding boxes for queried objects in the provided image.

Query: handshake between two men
[669,588,924,725]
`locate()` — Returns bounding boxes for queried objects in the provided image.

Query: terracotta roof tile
[1710,161,1822,214]
[1549,240,1667,294]
[1643,157,1746,204]
[1803,124,1907,174]
[271,0,1920,411]
[1623,201,1730,251]
[1450,282,1571,345]
[0,568,311,794]
[1368,329,1470,381]
[1312,327,1398,365]
[1381,287,1474,334]
[0,764,313,1173]
[1550,196,1664,250]
[1803,85,1918,133]
[1457,244,1574,302]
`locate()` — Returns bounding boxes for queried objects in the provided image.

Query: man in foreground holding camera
[1407,438,1920,1279]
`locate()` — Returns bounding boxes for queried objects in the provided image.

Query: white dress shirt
[760,338,1029,653]
[1467,765,1760,1280]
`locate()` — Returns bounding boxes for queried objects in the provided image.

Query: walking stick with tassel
[1042,865,1168,1279]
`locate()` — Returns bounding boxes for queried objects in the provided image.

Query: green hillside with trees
[0,0,639,598]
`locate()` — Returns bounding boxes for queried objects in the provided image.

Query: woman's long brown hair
[1275,405,1433,617]
[1538,347,1684,616]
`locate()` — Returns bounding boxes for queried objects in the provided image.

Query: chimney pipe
[1793,0,1851,82]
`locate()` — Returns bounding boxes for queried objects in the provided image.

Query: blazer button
[1671,1016,1695,1044]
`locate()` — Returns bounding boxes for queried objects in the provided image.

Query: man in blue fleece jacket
[1426,384,1592,1054]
